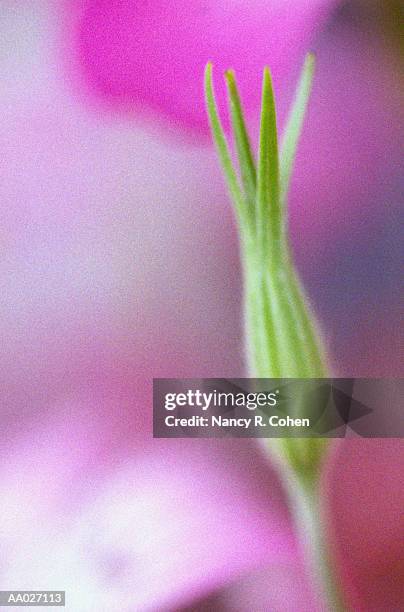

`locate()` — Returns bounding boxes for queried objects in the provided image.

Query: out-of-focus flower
[1,396,313,611]
[2,396,403,611]
[70,0,336,134]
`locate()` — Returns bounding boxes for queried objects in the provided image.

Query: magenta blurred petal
[324,440,404,612]
[71,0,335,134]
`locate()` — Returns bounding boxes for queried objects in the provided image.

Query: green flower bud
[205,55,329,478]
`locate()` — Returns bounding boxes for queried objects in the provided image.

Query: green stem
[283,469,346,611]
[244,255,344,610]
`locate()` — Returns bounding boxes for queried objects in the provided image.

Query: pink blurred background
[0,1,403,610]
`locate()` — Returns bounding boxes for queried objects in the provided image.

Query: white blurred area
[1,1,55,113]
